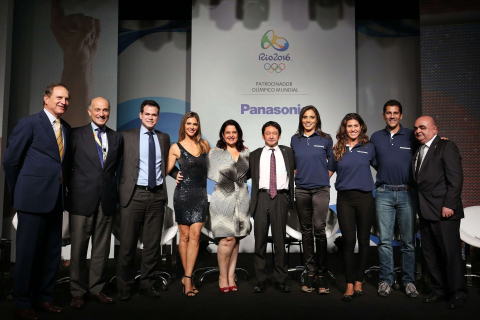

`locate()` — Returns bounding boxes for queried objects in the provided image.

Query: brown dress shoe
[91,292,114,304]
[36,302,64,313]
[71,296,85,309]
[14,309,40,320]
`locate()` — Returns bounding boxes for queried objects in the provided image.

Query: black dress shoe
[447,296,464,309]
[71,296,85,309]
[91,292,115,304]
[118,290,131,301]
[14,309,40,320]
[254,281,266,293]
[35,302,64,313]
[423,292,444,303]
[139,287,161,299]
[274,282,291,293]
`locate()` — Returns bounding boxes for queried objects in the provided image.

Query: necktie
[95,128,104,168]
[54,119,64,160]
[269,148,277,199]
[147,131,156,189]
[415,145,425,179]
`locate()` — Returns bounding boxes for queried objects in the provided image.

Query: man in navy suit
[3,83,71,320]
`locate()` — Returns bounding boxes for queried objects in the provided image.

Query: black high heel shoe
[182,276,196,297]
[342,294,354,302]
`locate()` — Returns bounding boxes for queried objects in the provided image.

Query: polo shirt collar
[383,124,406,135]
[302,131,319,138]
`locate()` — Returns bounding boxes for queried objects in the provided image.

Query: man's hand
[442,206,454,218]
[176,171,183,185]
[51,0,100,62]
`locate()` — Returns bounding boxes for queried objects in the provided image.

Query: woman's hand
[176,171,183,185]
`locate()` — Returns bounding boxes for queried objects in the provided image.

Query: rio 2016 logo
[259,30,290,73]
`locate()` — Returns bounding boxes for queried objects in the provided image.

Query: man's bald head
[88,97,110,127]
[414,116,438,144]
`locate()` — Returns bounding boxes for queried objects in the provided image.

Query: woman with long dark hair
[328,113,376,302]
[290,106,333,294]
[208,120,250,292]
[167,112,210,297]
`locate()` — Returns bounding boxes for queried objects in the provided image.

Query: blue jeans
[375,186,416,286]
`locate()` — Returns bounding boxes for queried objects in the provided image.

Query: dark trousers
[116,187,166,291]
[337,190,374,284]
[13,194,63,309]
[295,186,330,276]
[420,218,468,300]
[254,192,289,283]
[70,205,112,296]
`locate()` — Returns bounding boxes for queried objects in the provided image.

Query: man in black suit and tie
[116,100,178,301]
[250,121,295,293]
[68,97,123,309]
[3,83,71,320]
[413,116,468,309]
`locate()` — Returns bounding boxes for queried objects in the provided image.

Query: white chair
[460,206,480,286]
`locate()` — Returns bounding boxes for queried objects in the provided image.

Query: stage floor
[1,248,479,320]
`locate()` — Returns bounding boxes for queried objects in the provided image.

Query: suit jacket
[67,124,124,216]
[118,127,178,208]
[2,111,71,213]
[249,145,295,219]
[412,136,464,221]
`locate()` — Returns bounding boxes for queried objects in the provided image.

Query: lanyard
[93,128,107,162]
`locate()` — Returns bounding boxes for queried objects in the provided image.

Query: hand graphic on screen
[50,0,100,126]
[51,0,100,62]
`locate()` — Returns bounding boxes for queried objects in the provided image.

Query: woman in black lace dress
[167,112,210,297]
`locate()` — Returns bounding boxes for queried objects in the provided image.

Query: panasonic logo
[357,151,368,154]
[400,147,411,150]
[314,145,324,148]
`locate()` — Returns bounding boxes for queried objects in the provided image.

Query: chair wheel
[244,275,249,281]
[393,283,400,290]
[159,284,168,291]
[195,281,203,288]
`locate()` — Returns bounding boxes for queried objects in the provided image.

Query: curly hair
[216,119,245,152]
[333,113,369,162]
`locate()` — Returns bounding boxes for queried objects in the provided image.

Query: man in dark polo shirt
[370,100,419,298]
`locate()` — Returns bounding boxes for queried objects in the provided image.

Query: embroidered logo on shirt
[400,147,411,150]
[357,151,368,154]
[314,145,324,148]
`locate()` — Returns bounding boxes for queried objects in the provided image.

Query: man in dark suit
[3,83,71,320]
[250,121,295,293]
[116,100,178,301]
[68,97,123,309]
[413,115,468,309]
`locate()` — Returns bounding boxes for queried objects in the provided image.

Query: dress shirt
[137,125,163,186]
[43,108,65,158]
[91,122,109,155]
[259,145,289,190]
[415,134,437,171]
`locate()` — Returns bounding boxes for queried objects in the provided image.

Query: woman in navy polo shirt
[290,106,333,294]
[328,113,376,302]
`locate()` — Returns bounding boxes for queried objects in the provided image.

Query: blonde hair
[178,111,208,154]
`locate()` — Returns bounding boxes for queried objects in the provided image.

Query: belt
[259,189,289,194]
[135,184,163,191]
[382,184,410,191]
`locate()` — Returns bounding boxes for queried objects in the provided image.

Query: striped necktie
[54,119,64,160]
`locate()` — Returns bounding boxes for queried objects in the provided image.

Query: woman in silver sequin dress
[167,112,210,297]
[208,120,250,292]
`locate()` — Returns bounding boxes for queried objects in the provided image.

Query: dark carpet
[1,247,479,320]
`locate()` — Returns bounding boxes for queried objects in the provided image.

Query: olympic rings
[264,63,286,73]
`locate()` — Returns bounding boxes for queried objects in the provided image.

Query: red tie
[269,148,277,199]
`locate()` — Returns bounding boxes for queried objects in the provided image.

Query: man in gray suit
[249,121,295,293]
[116,100,178,301]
